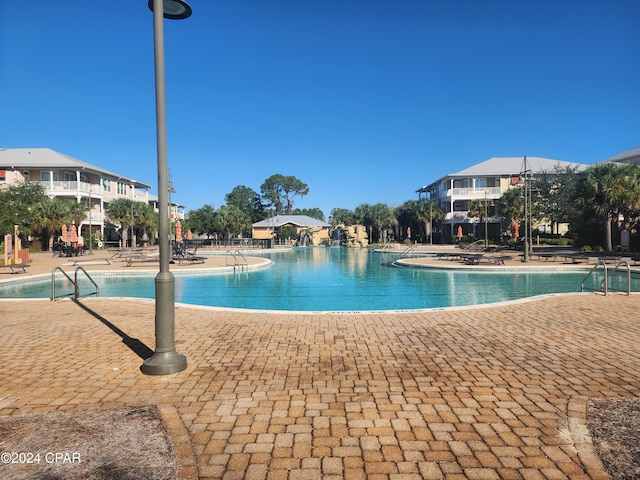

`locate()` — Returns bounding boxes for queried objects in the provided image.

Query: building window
[475,178,487,188]
[102,178,111,192]
[453,200,469,211]
[117,182,127,195]
[41,172,59,181]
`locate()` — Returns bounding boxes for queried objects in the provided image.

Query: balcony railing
[445,187,501,198]
[84,212,104,224]
[38,181,102,195]
[444,211,499,222]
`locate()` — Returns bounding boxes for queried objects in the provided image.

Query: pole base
[141,351,187,375]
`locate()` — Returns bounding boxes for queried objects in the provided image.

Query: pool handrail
[51,266,100,301]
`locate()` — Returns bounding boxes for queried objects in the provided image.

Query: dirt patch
[0,406,176,480]
[587,398,640,480]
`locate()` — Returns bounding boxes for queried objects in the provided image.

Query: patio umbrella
[61,224,69,244]
[70,225,78,245]
[186,229,193,241]
[175,221,182,244]
[457,225,463,240]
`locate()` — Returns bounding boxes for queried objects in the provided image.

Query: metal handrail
[74,266,100,299]
[52,266,99,301]
[580,260,631,295]
[398,245,418,259]
[608,260,631,295]
[225,250,248,271]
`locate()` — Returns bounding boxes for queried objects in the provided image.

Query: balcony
[445,187,501,198]
[38,181,102,197]
[83,211,104,224]
[444,211,499,223]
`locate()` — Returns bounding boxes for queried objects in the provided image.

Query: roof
[417,156,588,192]
[452,156,588,177]
[0,148,151,189]
[601,146,640,165]
[253,215,330,228]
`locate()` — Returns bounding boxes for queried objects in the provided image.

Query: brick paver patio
[1,290,638,479]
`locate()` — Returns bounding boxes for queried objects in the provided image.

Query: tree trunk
[604,212,613,252]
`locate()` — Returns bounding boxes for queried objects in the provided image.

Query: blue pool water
[1,248,637,311]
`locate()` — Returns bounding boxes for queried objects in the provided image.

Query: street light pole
[522,156,530,263]
[429,201,433,245]
[141,0,190,375]
[484,195,488,248]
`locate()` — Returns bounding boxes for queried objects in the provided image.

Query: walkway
[1,293,638,479]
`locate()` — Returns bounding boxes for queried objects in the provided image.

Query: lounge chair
[0,263,29,274]
[172,245,206,265]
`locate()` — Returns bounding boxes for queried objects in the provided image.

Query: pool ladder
[51,266,99,301]
[580,260,631,295]
[226,250,248,272]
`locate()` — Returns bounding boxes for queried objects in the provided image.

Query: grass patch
[587,398,640,480]
[0,406,176,480]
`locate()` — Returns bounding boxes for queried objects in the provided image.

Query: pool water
[1,248,637,311]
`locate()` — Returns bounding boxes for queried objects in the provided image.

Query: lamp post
[429,201,433,245]
[484,196,488,248]
[522,156,531,263]
[141,0,191,375]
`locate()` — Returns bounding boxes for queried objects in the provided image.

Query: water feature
[331,228,343,247]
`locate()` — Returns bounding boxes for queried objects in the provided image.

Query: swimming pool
[3,248,636,311]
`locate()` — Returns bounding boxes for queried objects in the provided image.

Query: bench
[0,263,29,274]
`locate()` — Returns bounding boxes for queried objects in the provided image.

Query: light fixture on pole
[141,0,190,375]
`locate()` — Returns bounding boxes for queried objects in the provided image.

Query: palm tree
[32,198,70,249]
[416,200,442,243]
[106,198,133,247]
[132,202,158,245]
[370,203,396,243]
[575,163,640,251]
[354,203,374,243]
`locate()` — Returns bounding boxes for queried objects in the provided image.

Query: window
[475,178,487,188]
[117,182,127,195]
[63,172,75,182]
[453,200,469,211]
[41,171,59,181]
[102,178,111,192]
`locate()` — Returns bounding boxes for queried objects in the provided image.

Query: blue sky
[1,1,638,218]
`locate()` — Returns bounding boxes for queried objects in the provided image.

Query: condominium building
[0,148,184,246]
[416,156,588,242]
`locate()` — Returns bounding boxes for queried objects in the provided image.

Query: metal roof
[416,156,589,192]
[0,148,151,189]
[253,215,330,228]
[451,156,588,177]
[601,146,640,165]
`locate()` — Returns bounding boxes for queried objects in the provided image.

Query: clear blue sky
[1,1,638,218]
